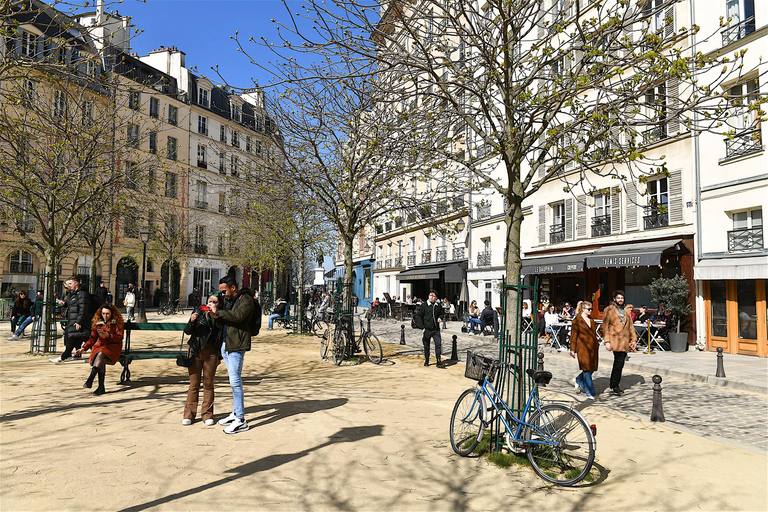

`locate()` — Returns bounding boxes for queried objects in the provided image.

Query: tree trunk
[298,246,306,333]
[42,253,56,353]
[90,246,98,293]
[503,193,525,409]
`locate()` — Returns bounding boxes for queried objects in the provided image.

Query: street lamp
[137,228,150,323]
[456,218,466,231]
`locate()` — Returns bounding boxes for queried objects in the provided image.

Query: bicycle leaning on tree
[321,313,382,365]
[449,351,596,486]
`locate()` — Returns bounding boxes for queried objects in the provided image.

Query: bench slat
[124,322,187,331]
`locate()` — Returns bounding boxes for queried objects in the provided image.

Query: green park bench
[118,322,188,384]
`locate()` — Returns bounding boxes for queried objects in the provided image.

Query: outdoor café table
[594,319,604,344]
[550,321,571,351]
[522,316,533,333]
[634,321,667,352]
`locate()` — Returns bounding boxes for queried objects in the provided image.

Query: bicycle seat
[526,368,553,385]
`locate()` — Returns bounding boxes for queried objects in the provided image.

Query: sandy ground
[1,329,766,512]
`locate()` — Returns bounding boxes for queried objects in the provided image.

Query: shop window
[737,281,757,340]
[709,280,728,338]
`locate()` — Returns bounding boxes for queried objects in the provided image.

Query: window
[219,152,227,174]
[147,168,156,194]
[197,144,207,168]
[231,102,241,122]
[149,97,159,118]
[231,129,239,148]
[22,80,35,107]
[709,280,728,338]
[167,136,177,160]
[644,178,669,229]
[195,225,207,253]
[246,136,252,153]
[198,115,207,135]
[198,88,209,108]
[195,181,207,209]
[643,84,668,144]
[129,90,140,111]
[81,100,94,126]
[723,0,756,45]
[550,202,565,243]
[127,124,140,147]
[148,131,157,153]
[592,192,611,237]
[231,155,239,176]
[729,208,763,252]
[644,0,666,34]
[219,193,227,213]
[9,250,34,274]
[255,114,264,133]
[168,105,178,125]
[724,79,762,157]
[253,139,262,155]
[265,116,273,133]
[485,282,492,306]
[164,172,177,198]
[125,161,138,190]
[53,90,66,118]
[124,215,138,238]
[220,124,227,143]
[21,31,36,58]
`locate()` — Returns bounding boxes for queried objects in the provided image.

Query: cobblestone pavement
[364,317,768,454]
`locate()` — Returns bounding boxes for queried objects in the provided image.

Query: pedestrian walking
[51,276,91,362]
[602,290,637,396]
[97,281,109,306]
[210,276,255,435]
[75,303,124,396]
[182,295,222,426]
[569,301,598,400]
[124,289,136,321]
[413,290,445,368]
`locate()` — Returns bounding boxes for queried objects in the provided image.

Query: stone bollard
[400,324,406,345]
[537,351,544,371]
[715,347,726,378]
[650,375,665,422]
[449,334,458,362]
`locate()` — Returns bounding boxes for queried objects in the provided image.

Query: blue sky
[111,0,298,90]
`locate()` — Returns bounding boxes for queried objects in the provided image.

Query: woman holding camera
[182,295,222,426]
[75,304,124,396]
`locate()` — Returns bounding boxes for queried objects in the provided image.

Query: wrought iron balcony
[643,125,667,145]
[452,247,465,260]
[197,160,207,169]
[407,252,416,266]
[394,255,403,267]
[436,249,447,262]
[643,206,669,230]
[591,215,611,237]
[477,251,491,267]
[722,16,756,46]
[724,129,762,159]
[385,258,392,269]
[194,200,208,210]
[550,225,565,244]
[477,205,491,220]
[421,250,432,264]
[9,262,33,273]
[728,227,763,252]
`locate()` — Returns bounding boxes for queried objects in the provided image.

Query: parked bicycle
[322,313,382,365]
[307,304,330,339]
[449,351,596,486]
[157,298,185,316]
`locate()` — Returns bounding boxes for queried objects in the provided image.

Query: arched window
[9,251,34,274]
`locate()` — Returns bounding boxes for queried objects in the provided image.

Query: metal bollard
[449,334,458,362]
[537,351,544,371]
[650,375,665,422]
[715,347,726,378]
[400,324,406,345]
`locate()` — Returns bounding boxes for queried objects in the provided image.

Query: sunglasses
[585,307,592,311]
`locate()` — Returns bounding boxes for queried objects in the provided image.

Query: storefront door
[705,279,767,357]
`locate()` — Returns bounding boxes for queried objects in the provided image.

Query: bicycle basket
[464,350,499,383]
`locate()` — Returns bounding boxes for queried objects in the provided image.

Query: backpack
[249,296,262,336]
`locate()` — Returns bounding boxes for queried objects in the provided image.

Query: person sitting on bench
[268,298,288,330]
[75,304,124,396]
[480,300,497,336]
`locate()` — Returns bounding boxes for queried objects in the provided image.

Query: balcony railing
[477,251,491,267]
[724,128,762,159]
[591,215,611,237]
[194,244,208,254]
[197,160,207,169]
[722,16,756,46]
[728,227,763,252]
[452,247,465,260]
[394,255,403,267]
[436,249,447,262]
[407,252,416,266]
[643,125,667,145]
[550,225,565,244]
[194,200,208,210]
[421,250,432,264]
[385,258,392,269]
[9,262,33,273]
[477,205,491,220]
[643,206,669,230]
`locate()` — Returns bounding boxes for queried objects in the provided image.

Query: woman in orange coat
[569,301,598,400]
[75,303,124,396]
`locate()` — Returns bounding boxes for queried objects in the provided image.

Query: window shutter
[668,169,683,224]
[36,35,45,60]
[565,198,574,240]
[626,182,638,230]
[576,195,587,238]
[538,205,546,244]
[611,187,621,233]
[664,3,675,40]
[666,78,679,135]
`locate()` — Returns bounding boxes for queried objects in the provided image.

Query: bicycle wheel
[449,388,486,456]
[312,318,328,338]
[362,333,383,364]
[331,327,347,366]
[525,403,595,486]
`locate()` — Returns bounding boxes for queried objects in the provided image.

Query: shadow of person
[118,425,384,512]
[244,398,348,428]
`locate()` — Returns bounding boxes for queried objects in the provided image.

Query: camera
[199,305,210,312]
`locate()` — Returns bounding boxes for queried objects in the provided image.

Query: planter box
[669,332,688,353]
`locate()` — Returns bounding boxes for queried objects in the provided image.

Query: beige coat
[602,304,637,352]
[570,315,599,372]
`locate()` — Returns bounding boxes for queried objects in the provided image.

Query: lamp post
[138,228,150,323]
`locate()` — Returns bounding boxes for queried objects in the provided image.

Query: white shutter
[611,187,621,233]
[626,182,638,230]
[538,205,546,244]
[668,169,683,224]
[667,79,680,136]
[565,198,574,240]
[576,195,587,238]
[664,2,675,40]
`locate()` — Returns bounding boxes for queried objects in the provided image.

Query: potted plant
[645,274,692,352]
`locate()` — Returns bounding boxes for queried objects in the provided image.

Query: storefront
[397,260,467,303]
[695,256,767,357]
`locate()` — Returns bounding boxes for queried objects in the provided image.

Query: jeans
[422,329,442,362]
[221,344,245,420]
[126,306,134,320]
[609,351,627,389]
[10,315,27,333]
[469,318,482,332]
[268,313,281,329]
[576,371,596,397]
[14,316,36,336]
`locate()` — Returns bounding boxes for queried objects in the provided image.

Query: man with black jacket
[414,290,445,368]
[210,276,254,435]
[52,276,90,362]
[97,281,109,305]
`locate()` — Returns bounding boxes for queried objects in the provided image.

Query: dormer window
[198,87,209,108]
[230,102,241,122]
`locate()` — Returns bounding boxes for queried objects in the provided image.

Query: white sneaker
[8,334,20,341]
[218,412,237,426]
[182,418,192,426]
[585,395,596,401]
[49,357,62,363]
[204,419,215,426]
[223,418,249,435]
[573,377,583,393]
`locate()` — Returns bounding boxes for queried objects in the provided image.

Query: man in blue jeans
[210,276,255,435]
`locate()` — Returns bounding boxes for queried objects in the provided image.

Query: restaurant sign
[521,261,584,275]
[586,253,661,268]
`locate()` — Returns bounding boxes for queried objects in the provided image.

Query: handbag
[175,331,195,367]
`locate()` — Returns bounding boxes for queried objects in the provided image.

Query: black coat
[415,300,444,330]
[184,308,222,357]
[97,286,109,305]
[65,287,89,339]
[12,297,32,317]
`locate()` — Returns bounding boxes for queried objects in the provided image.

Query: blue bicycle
[450,351,596,486]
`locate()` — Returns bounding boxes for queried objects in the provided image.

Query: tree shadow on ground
[117,425,384,512]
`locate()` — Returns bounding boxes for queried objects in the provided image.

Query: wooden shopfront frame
[704,279,767,357]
